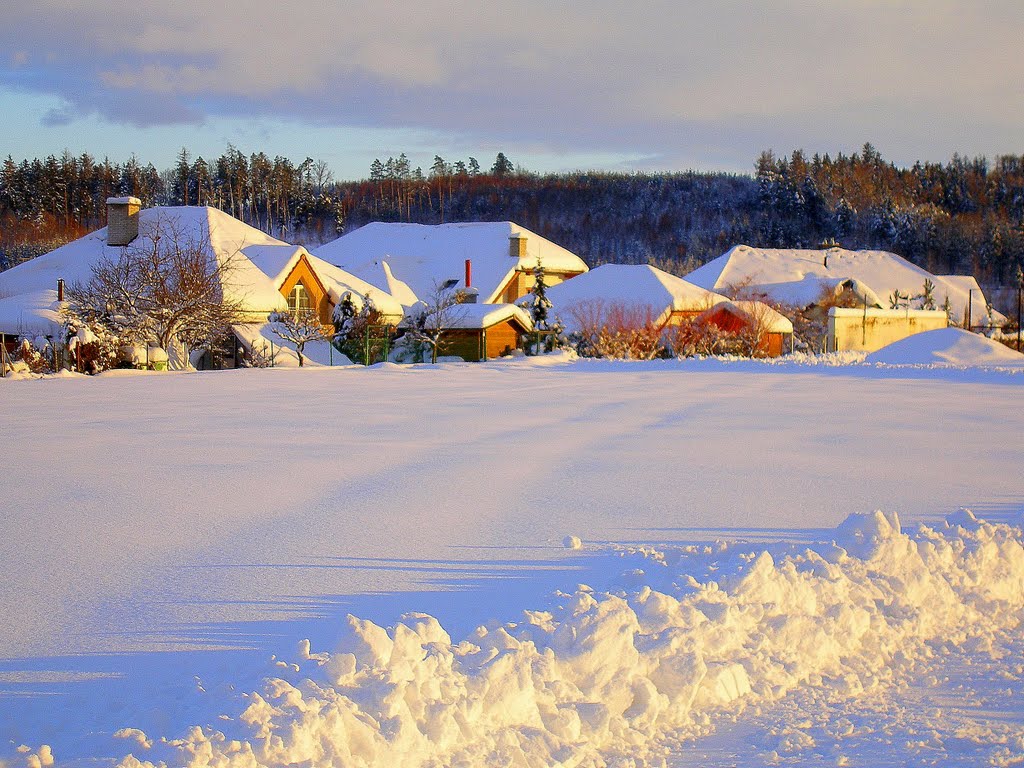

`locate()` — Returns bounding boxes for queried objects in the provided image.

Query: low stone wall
[827,307,948,352]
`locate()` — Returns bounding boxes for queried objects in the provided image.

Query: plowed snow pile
[866,328,1024,367]
[119,509,1024,768]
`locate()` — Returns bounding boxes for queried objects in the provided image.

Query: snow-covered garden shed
[314,222,589,306]
[685,244,1004,330]
[416,303,533,362]
[697,300,794,357]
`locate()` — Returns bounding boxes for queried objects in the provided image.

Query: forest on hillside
[2,143,1023,294]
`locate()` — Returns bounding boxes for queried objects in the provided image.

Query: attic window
[287,283,311,317]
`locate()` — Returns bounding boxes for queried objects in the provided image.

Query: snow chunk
[124,511,1024,768]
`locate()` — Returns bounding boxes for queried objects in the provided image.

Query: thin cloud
[0,1,1022,168]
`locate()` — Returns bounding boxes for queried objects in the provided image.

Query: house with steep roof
[244,245,404,327]
[541,263,792,357]
[314,221,589,307]
[0,200,287,341]
[685,244,1004,329]
[543,264,729,330]
[0,200,404,369]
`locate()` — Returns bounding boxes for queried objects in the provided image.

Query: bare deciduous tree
[63,216,248,365]
[399,282,469,364]
[567,299,663,359]
[269,308,328,367]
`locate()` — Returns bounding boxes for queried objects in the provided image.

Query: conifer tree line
[2,143,1023,291]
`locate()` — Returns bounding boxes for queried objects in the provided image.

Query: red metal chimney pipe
[57,278,65,302]
[465,259,472,288]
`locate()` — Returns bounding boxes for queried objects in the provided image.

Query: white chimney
[106,197,142,246]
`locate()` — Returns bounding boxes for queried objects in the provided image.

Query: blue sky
[1,1,1021,179]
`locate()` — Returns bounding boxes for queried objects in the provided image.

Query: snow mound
[866,328,1024,367]
[119,510,1024,768]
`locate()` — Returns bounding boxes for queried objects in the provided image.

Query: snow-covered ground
[2,353,1023,767]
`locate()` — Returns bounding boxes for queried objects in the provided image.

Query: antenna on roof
[820,237,840,268]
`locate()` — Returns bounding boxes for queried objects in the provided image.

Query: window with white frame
[287,283,311,317]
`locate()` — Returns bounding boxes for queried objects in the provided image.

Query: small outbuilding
[403,303,533,362]
[697,301,794,357]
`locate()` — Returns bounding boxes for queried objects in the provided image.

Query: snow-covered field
[2,353,1023,767]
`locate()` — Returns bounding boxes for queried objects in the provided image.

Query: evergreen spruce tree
[491,153,513,177]
[525,262,560,353]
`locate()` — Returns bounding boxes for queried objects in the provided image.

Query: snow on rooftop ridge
[686,244,1003,327]
[726,300,795,334]
[314,220,588,305]
[304,253,405,321]
[381,261,419,306]
[400,300,531,331]
[447,302,532,330]
[544,264,728,331]
[0,206,290,334]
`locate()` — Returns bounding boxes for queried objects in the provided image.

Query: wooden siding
[279,254,333,326]
[485,321,521,358]
[439,317,528,361]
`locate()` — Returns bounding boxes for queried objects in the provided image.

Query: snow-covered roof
[243,245,405,323]
[402,301,532,331]
[314,221,588,305]
[685,245,1004,327]
[713,300,794,334]
[544,264,728,329]
[242,244,308,288]
[0,290,63,337]
[303,253,405,322]
[0,206,290,336]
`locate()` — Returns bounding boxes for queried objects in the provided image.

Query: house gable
[279,253,333,326]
